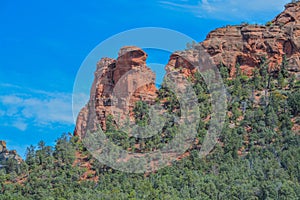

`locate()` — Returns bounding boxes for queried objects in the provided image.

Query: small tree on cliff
[219,62,229,79]
[106,114,116,132]
[133,101,150,126]
[281,55,289,78]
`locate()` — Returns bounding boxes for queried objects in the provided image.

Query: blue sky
[0,0,290,157]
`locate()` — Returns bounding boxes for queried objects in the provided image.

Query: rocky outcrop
[75,2,300,138]
[74,46,157,138]
[201,2,300,78]
[0,140,22,165]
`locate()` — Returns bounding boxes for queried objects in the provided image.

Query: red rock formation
[201,2,300,77]
[74,46,157,138]
[75,2,300,138]
[163,2,300,78]
[165,53,197,76]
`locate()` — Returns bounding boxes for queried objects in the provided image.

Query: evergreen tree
[281,55,289,78]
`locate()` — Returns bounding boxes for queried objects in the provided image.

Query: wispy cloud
[12,120,28,131]
[0,83,74,131]
[159,0,290,22]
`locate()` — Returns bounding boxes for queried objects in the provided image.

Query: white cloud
[0,84,74,131]
[21,95,74,125]
[201,0,215,13]
[159,0,290,22]
[12,120,28,131]
[1,95,23,105]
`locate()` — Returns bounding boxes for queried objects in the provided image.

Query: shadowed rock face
[74,46,157,138]
[0,141,6,153]
[75,3,300,138]
[0,140,22,165]
[201,2,300,77]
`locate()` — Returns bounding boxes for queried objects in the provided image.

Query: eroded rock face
[201,2,300,77]
[75,3,300,138]
[0,140,22,165]
[0,141,6,153]
[74,47,157,138]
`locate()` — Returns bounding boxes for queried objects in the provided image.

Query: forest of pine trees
[0,57,299,199]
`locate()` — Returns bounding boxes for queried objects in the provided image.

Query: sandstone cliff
[75,2,300,138]
[201,2,300,77]
[74,47,157,138]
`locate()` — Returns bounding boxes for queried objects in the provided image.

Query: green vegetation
[266,21,273,26]
[0,58,299,199]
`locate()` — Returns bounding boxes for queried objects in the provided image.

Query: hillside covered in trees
[1,2,300,200]
[0,55,300,199]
